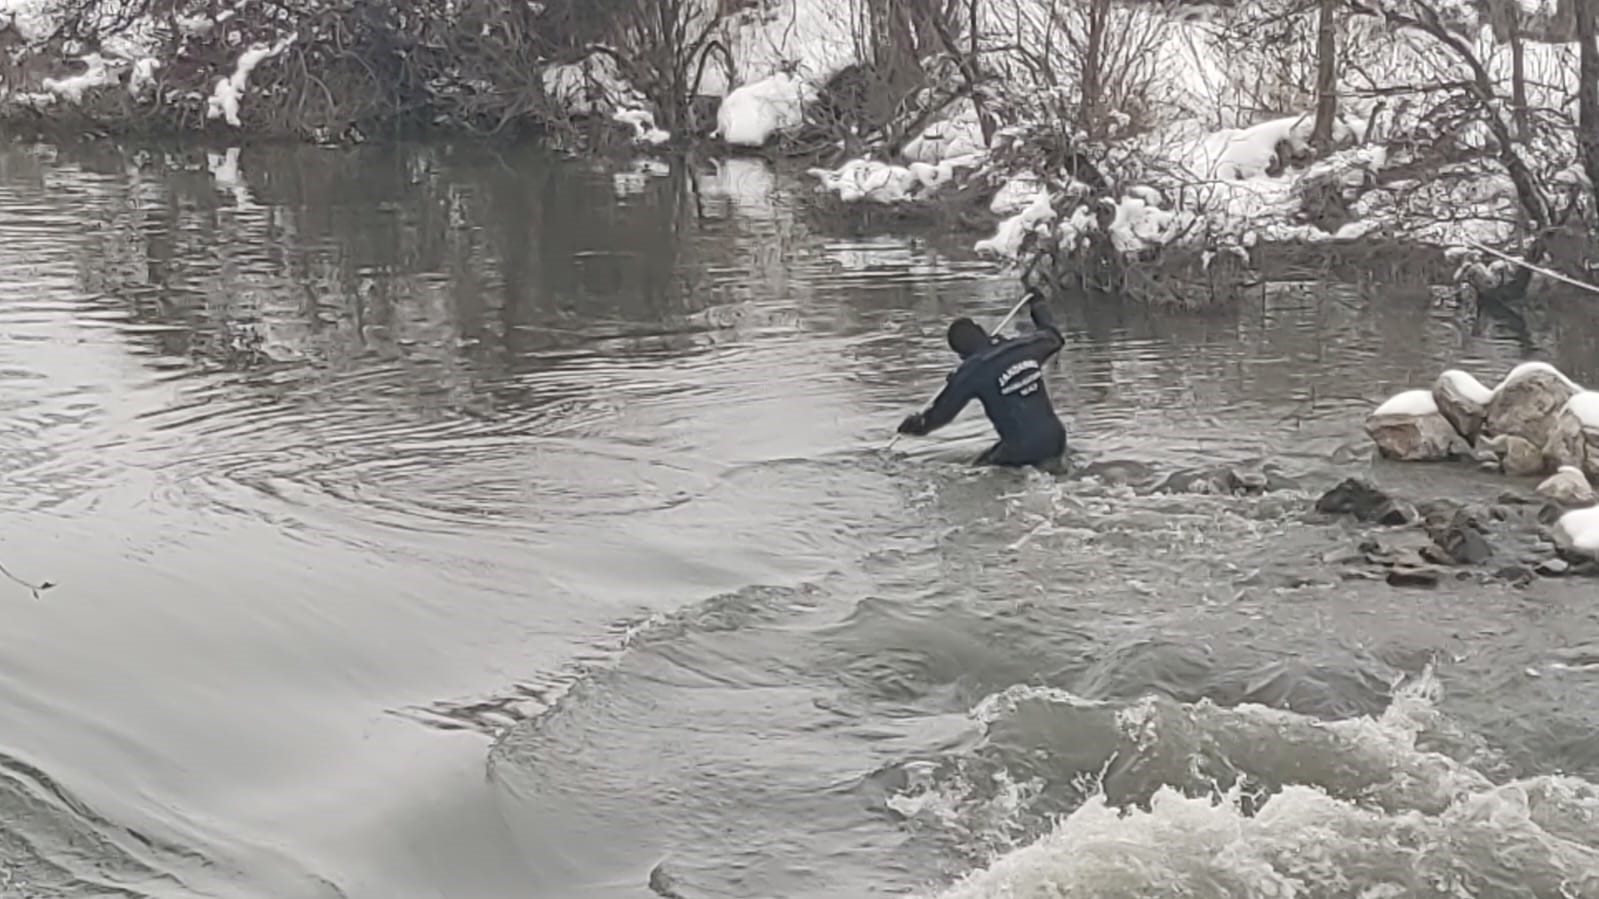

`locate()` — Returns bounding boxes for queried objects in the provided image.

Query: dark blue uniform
[897,295,1067,467]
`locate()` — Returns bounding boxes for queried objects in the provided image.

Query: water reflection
[0,137,1595,899]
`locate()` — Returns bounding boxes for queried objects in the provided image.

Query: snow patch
[1492,361,1581,397]
[1555,506,1599,558]
[41,53,119,103]
[612,108,670,145]
[542,52,642,117]
[207,33,297,128]
[1563,392,1599,430]
[1373,389,1439,418]
[975,191,1057,259]
[715,72,813,147]
[1437,369,1493,405]
[902,101,988,164]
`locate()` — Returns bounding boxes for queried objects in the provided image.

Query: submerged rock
[1386,564,1444,588]
[1151,464,1297,496]
[1433,369,1492,443]
[1483,362,1581,451]
[1543,391,1599,480]
[1364,389,1466,461]
[1536,466,1596,507]
[1316,477,1413,523]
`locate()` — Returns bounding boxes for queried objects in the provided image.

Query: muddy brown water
[0,141,1596,898]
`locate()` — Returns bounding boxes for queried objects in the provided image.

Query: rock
[1553,505,1599,561]
[1483,362,1581,451]
[1542,391,1599,480]
[1152,464,1290,496]
[1365,390,1468,461]
[1317,478,1400,521]
[1472,447,1501,467]
[1416,503,1494,565]
[1434,369,1493,443]
[1431,523,1493,565]
[1536,558,1571,577]
[1536,466,1596,507]
[1386,565,1443,588]
[1493,564,1535,586]
[1485,433,1547,478]
[1374,499,1418,526]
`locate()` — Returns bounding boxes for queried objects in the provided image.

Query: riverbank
[1,0,1594,304]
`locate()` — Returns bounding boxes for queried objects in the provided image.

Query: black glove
[898,412,927,436]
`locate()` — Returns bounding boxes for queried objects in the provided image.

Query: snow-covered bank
[1,0,1594,299]
[696,0,1592,302]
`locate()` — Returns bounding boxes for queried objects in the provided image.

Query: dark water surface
[0,141,1598,898]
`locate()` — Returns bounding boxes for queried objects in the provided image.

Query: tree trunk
[1508,6,1530,141]
[1081,0,1109,138]
[1310,0,1339,149]
[1578,0,1599,211]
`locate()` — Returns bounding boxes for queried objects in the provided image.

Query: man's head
[946,317,990,359]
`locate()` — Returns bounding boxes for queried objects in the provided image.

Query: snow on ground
[724,0,1582,264]
[207,33,297,128]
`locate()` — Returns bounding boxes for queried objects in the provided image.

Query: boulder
[1536,466,1596,507]
[1485,433,1547,477]
[1364,390,1467,461]
[1433,369,1493,443]
[1553,505,1599,561]
[1542,391,1599,480]
[1483,362,1581,451]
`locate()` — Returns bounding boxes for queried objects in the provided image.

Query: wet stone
[1493,565,1536,587]
[1536,558,1571,577]
[1317,477,1403,522]
[1387,565,1443,588]
[1374,499,1418,526]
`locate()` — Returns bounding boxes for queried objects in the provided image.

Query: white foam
[1437,369,1493,405]
[1371,388,1438,418]
[928,671,1599,899]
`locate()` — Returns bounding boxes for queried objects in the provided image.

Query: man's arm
[1022,293,1064,364]
[899,366,978,436]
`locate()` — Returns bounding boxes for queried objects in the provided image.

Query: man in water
[896,290,1067,468]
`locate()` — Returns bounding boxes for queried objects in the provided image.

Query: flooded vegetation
[0,140,1598,897]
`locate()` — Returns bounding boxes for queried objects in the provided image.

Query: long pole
[883,290,1039,452]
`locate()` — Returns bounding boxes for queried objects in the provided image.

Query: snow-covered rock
[1364,389,1466,462]
[1432,369,1493,443]
[1553,505,1599,561]
[1543,391,1599,480]
[715,73,812,147]
[1483,362,1582,452]
[1537,466,1595,507]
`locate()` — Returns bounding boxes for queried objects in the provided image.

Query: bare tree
[1578,0,1599,211]
[1310,0,1338,148]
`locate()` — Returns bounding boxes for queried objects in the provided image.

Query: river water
[0,140,1597,899]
